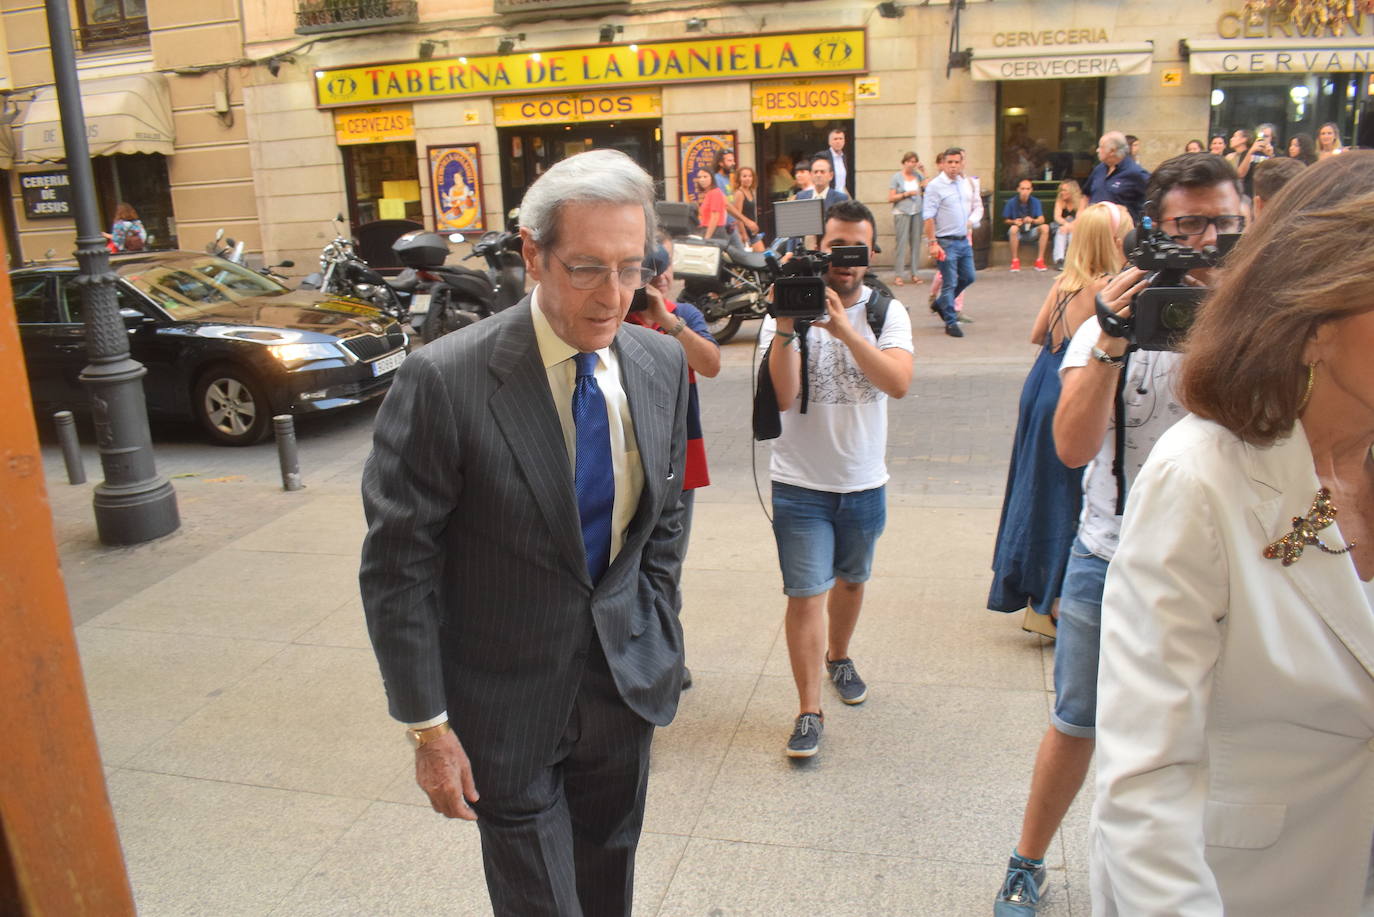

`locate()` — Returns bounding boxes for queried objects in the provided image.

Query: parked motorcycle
[300,214,407,322]
[207,227,295,282]
[466,227,526,313]
[393,231,498,343]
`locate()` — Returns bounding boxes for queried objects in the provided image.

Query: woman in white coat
[1091,150,1374,916]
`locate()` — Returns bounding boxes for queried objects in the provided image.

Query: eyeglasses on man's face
[551,251,655,291]
[1161,214,1246,238]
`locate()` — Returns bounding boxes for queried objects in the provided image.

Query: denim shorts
[1051,537,1109,738]
[771,482,886,597]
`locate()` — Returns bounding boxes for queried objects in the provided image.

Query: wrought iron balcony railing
[295,0,418,34]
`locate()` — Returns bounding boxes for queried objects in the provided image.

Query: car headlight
[268,342,342,367]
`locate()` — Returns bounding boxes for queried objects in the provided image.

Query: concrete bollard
[53,411,86,485]
[273,415,304,492]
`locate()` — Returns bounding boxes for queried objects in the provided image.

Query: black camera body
[1097,221,1238,352]
[770,245,869,320]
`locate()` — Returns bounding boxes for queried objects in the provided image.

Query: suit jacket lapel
[488,302,590,585]
[1247,424,1374,677]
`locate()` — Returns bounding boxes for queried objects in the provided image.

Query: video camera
[1096,218,1239,352]
[769,198,869,320]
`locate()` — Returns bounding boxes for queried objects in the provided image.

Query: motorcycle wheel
[421,292,479,343]
[704,313,743,345]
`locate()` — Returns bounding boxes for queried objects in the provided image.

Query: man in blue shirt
[1003,178,1049,272]
[1082,131,1149,224]
[922,147,975,338]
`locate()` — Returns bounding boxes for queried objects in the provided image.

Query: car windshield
[121,256,289,319]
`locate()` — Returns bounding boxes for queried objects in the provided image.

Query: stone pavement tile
[84,549,360,642]
[230,494,367,557]
[693,675,1061,870]
[270,801,689,917]
[125,644,401,799]
[106,769,367,917]
[874,504,1003,580]
[294,595,371,650]
[679,567,783,678]
[75,626,283,766]
[679,500,782,575]
[654,836,1075,916]
[645,672,759,837]
[757,574,1047,694]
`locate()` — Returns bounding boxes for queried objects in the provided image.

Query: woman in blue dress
[988,202,1128,632]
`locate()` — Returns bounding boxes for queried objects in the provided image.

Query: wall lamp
[419,39,449,60]
[876,1,904,18]
[599,24,622,43]
[266,55,294,78]
[685,16,706,32]
[497,33,524,54]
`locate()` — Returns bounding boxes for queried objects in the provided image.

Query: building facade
[1,0,1368,268]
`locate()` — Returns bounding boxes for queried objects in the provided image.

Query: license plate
[372,350,406,377]
[410,292,430,314]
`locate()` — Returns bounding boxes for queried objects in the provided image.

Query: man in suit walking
[359,148,690,917]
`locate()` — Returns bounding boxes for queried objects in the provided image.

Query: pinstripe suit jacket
[359,298,690,799]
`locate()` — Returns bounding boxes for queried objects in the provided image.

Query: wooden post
[0,239,135,911]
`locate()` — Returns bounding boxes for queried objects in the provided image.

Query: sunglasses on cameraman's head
[1161,214,1246,239]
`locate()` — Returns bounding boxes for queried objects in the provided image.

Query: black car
[15,251,409,445]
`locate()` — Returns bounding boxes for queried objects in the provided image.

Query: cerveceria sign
[314,29,866,108]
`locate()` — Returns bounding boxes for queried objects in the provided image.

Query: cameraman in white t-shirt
[758,199,914,760]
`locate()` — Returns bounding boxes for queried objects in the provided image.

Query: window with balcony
[295,0,419,34]
[77,0,149,50]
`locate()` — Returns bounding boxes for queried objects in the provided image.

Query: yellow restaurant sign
[751,78,854,123]
[314,29,867,108]
[333,104,415,145]
[493,89,662,126]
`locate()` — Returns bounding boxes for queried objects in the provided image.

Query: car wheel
[193,364,271,446]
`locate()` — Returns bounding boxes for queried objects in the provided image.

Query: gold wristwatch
[407,721,451,749]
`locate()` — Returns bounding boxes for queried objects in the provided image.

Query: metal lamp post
[43,0,179,545]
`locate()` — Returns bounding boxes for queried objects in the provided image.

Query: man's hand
[810,288,854,344]
[1096,267,1151,355]
[415,729,480,820]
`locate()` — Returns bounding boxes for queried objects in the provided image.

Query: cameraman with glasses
[994,153,1244,917]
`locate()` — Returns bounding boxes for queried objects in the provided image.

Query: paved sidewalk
[44,267,1091,915]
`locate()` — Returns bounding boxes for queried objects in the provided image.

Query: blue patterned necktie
[572,352,615,583]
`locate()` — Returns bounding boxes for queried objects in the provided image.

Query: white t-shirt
[1060,317,1187,560]
[759,286,914,493]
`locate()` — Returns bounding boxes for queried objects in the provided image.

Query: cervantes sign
[314,29,867,108]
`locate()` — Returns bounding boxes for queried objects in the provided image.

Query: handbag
[752,343,781,441]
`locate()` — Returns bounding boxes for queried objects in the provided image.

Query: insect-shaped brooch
[1263,488,1356,566]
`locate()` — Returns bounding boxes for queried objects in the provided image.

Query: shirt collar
[530,285,613,369]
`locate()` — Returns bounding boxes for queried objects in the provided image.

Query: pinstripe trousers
[471,633,655,917]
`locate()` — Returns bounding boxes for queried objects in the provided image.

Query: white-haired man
[361,149,690,917]
[1083,131,1150,224]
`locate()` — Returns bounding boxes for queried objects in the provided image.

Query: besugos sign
[751,78,854,123]
[314,29,867,108]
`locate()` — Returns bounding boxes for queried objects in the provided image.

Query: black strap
[1111,347,1136,516]
[1046,287,1075,349]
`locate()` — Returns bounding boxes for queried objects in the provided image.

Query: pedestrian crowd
[356,129,1374,917]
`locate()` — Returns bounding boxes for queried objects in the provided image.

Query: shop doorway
[752,118,853,239]
[1209,72,1368,150]
[994,79,1102,218]
[342,141,422,230]
[93,153,175,249]
[497,121,663,219]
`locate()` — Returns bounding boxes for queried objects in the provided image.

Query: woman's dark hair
[1142,153,1239,222]
[115,202,138,221]
[1287,132,1318,164]
[1179,151,1374,444]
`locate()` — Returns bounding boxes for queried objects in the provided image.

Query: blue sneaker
[994,855,1047,915]
[826,657,868,704]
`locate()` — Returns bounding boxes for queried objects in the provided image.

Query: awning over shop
[1183,38,1374,75]
[971,42,1155,81]
[19,72,174,164]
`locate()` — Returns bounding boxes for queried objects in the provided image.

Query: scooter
[207,227,295,282]
[391,231,501,343]
[674,236,780,345]
[465,226,526,313]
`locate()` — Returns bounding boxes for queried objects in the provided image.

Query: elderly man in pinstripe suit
[360,149,690,917]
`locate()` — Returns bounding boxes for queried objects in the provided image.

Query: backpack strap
[865,287,893,340]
